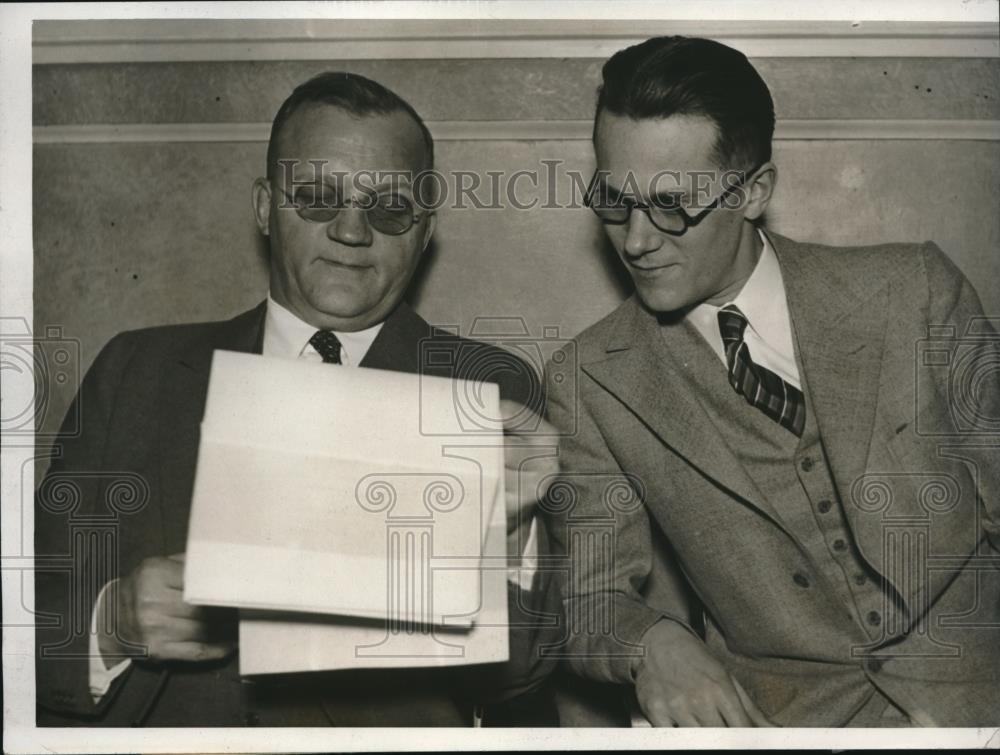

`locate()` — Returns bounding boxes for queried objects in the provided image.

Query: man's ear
[251,177,272,236]
[743,162,777,222]
[419,211,437,253]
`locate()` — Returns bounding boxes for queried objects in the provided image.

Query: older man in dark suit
[544,36,999,727]
[35,72,560,727]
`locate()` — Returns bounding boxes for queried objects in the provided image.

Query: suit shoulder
[102,306,262,362]
[110,319,215,350]
[775,232,949,276]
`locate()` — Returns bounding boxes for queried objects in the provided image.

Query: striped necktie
[309,330,343,364]
[717,304,805,437]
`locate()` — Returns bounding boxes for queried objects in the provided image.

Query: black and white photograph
[2,1,999,751]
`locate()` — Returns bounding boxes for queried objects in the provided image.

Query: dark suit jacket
[36,300,560,726]
[544,232,1000,726]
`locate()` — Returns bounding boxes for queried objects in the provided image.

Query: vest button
[817,499,832,513]
[854,573,867,586]
[866,657,884,673]
[800,457,814,472]
[793,572,810,588]
[867,611,882,627]
[832,538,847,552]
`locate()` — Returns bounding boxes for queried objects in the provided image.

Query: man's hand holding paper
[99,554,236,666]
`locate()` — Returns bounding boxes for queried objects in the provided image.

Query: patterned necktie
[717,304,805,437]
[309,330,343,364]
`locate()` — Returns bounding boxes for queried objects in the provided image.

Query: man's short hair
[596,36,775,171]
[266,71,434,178]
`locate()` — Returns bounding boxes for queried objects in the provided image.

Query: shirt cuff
[89,579,131,702]
[506,515,538,591]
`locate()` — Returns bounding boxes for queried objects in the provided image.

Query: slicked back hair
[596,36,775,172]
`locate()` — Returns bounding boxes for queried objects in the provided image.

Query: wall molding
[32,120,1000,145]
[32,20,1000,63]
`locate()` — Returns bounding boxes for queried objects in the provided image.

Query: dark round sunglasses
[277,182,425,236]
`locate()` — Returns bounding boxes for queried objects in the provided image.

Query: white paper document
[237,463,509,674]
[183,350,506,631]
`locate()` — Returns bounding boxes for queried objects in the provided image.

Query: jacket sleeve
[450,517,563,707]
[34,332,140,719]
[540,343,696,686]
[920,242,1000,555]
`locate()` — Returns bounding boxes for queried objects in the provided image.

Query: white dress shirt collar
[729,231,792,351]
[685,230,800,388]
[262,295,384,366]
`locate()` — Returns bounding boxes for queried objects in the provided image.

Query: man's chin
[634,286,690,316]
[304,295,396,332]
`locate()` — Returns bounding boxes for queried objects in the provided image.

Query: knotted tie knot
[309,330,343,364]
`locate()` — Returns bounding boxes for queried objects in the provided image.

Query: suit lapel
[582,297,788,527]
[585,232,889,540]
[768,233,888,534]
[359,301,428,374]
[157,302,268,552]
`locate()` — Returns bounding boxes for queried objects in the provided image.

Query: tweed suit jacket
[544,231,1000,726]
[35,300,560,727]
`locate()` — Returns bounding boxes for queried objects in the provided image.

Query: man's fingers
[669,707,701,727]
[153,615,233,643]
[156,558,186,589]
[640,691,705,727]
[155,640,235,663]
[145,590,202,618]
[692,703,729,727]
[647,686,753,727]
[732,677,776,727]
[716,687,755,727]
[640,697,679,727]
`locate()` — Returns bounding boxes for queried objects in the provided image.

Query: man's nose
[327,206,373,246]
[622,208,663,258]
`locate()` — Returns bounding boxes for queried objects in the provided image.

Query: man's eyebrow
[599,180,688,203]
[352,176,415,194]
